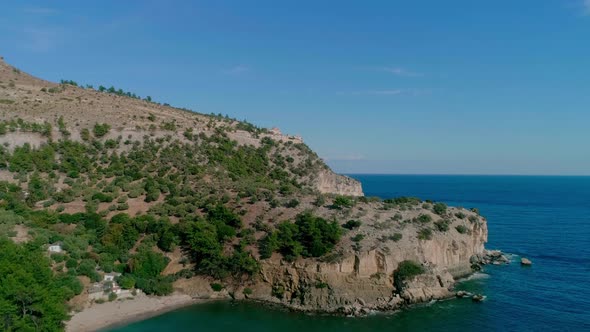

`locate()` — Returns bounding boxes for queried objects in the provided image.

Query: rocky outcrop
[470,249,510,268]
[314,170,364,197]
[246,214,488,314]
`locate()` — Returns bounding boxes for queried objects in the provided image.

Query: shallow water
[109,175,590,332]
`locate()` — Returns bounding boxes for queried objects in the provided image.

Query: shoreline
[66,293,204,332]
[65,250,506,331]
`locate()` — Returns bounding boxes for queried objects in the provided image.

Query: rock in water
[521,258,532,266]
[472,294,486,302]
[456,291,473,298]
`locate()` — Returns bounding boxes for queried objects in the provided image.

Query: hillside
[0,57,488,331]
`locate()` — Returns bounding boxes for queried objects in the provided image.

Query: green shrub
[81,128,91,141]
[119,275,136,289]
[117,203,129,210]
[210,283,224,292]
[66,258,78,269]
[434,219,450,232]
[243,287,253,295]
[433,202,447,215]
[92,192,114,203]
[456,225,469,234]
[455,212,466,219]
[416,214,432,223]
[313,195,326,207]
[93,123,111,137]
[160,121,176,131]
[332,196,354,209]
[51,253,66,263]
[417,228,433,240]
[342,220,362,230]
[383,197,421,206]
[389,233,403,242]
[315,281,329,289]
[272,284,285,299]
[108,292,118,302]
[351,234,364,242]
[285,199,300,208]
[394,260,425,290]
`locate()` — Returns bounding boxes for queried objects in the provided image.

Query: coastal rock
[472,294,486,302]
[521,258,532,266]
[245,212,488,313]
[456,291,473,298]
[315,170,364,196]
[471,250,510,267]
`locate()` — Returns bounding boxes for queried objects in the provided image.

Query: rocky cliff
[175,204,488,315]
[315,170,364,197]
[252,210,486,313]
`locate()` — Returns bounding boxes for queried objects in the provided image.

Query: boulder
[520,258,532,266]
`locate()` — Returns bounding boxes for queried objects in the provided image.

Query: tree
[185,221,222,265]
[127,248,169,279]
[0,239,69,331]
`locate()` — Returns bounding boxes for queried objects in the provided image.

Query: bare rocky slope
[0,57,488,317]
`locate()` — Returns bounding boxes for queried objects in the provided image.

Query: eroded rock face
[249,215,488,313]
[315,170,364,197]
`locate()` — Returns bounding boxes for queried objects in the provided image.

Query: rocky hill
[0,57,487,330]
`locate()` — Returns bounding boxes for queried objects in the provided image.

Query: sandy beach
[66,293,200,332]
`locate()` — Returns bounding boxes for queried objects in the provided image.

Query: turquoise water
[109,175,590,332]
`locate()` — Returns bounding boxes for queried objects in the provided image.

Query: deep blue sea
[110,175,590,332]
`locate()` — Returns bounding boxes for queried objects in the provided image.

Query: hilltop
[0,57,489,331]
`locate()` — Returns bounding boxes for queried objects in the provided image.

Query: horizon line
[343,173,590,177]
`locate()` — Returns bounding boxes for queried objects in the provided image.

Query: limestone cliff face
[248,212,487,313]
[314,170,364,197]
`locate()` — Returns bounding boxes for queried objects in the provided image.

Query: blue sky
[2,0,590,175]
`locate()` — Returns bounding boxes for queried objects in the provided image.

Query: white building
[48,244,63,253]
[103,272,122,282]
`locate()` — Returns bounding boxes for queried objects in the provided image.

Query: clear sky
[2,1,589,175]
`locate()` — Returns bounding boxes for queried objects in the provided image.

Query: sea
[108,175,590,332]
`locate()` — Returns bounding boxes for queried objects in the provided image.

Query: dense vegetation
[258,212,341,261]
[0,239,77,331]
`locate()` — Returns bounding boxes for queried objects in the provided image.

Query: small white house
[103,272,122,282]
[48,244,63,253]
